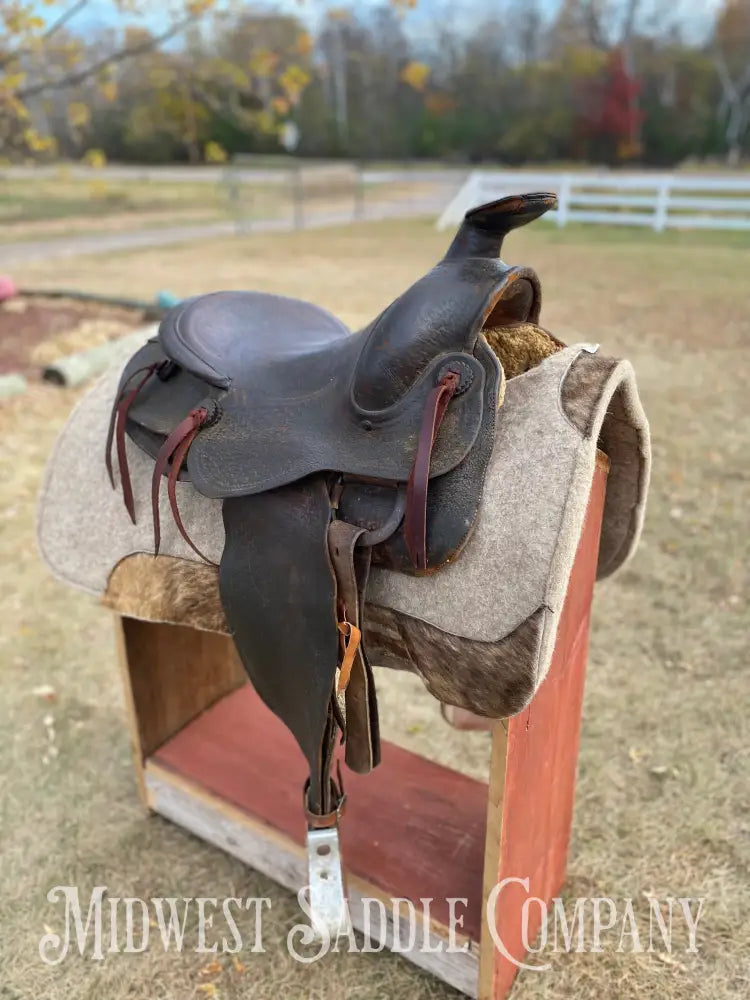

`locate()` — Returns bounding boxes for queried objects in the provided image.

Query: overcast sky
[68,0,723,45]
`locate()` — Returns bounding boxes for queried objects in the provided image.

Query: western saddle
[106,192,558,929]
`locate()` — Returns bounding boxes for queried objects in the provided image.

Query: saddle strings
[107,365,215,564]
[111,364,459,576]
[404,370,460,571]
[105,363,160,524]
[151,407,215,565]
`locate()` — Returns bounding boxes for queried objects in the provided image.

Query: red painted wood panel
[489,457,607,998]
[154,683,489,941]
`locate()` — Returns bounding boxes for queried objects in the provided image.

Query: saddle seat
[123,288,492,501]
[159,290,351,389]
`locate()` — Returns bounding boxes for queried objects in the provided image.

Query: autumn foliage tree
[588,48,644,161]
[1,0,749,166]
[0,0,314,163]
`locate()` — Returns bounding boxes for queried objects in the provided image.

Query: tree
[0,0,313,163]
[0,1,221,160]
[2,0,746,167]
[592,47,644,161]
[713,0,750,164]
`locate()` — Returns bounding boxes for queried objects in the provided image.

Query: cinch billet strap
[327,519,379,775]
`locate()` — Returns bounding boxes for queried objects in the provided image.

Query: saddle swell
[351,259,539,411]
[106,192,557,854]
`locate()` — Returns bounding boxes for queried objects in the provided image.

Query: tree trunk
[181,79,200,164]
[725,99,746,166]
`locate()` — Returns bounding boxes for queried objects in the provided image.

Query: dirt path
[1,197,446,266]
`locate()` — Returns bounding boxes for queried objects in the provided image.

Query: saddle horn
[443,192,557,261]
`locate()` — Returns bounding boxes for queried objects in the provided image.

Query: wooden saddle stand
[114,453,607,999]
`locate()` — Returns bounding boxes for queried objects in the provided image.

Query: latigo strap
[404,370,460,570]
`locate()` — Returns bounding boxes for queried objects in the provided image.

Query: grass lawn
[1,219,748,999]
[0,175,276,242]
[1,175,233,222]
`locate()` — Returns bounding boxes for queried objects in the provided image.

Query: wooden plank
[567,210,656,227]
[152,682,489,943]
[569,193,657,208]
[666,214,750,231]
[113,615,148,807]
[442,705,494,731]
[145,762,481,998]
[477,722,509,998]
[482,454,608,999]
[120,617,245,760]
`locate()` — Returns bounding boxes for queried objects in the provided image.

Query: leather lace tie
[105,364,160,524]
[151,407,215,564]
[404,370,460,571]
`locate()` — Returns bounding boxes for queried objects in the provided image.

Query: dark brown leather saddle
[107,192,556,922]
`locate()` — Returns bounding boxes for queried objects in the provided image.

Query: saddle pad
[38,343,650,716]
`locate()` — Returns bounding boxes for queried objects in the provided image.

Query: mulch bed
[0,297,147,376]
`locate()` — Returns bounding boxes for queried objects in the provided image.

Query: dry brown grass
[1,172,447,245]
[1,220,749,999]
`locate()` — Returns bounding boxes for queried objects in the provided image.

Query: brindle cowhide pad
[105,553,227,633]
[103,554,546,720]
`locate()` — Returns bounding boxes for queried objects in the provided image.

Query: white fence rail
[437,170,750,232]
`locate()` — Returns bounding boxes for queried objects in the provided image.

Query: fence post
[653,178,670,232]
[292,166,304,230]
[222,167,242,234]
[354,162,365,221]
[472,171,484,211]
[557,176,570,228]
[436,169,479,230]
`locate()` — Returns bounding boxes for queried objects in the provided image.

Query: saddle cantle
[105,192,558,928]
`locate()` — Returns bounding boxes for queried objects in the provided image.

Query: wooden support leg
[478,454,607,999]
[110,453,608,999]
[114,615,246,805]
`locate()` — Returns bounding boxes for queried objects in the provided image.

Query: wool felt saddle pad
[38,337,650,719]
